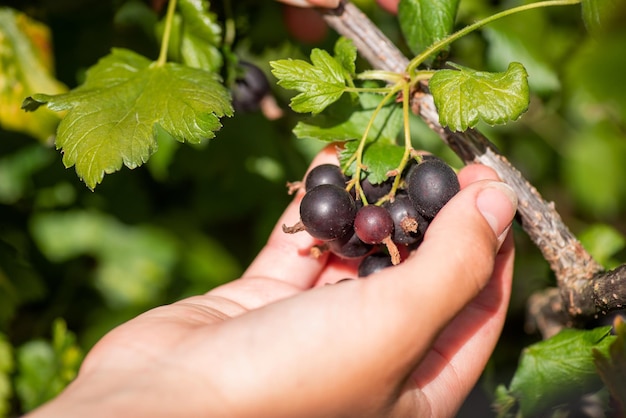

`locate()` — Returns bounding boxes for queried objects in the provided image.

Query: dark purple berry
[354,205,394,244]
[407,159,460,219]
[305,164,347,191]
[358,252,393,277]
[300,184,356,241]
[328,230,373,259]
[361,177,393,202]
[383,194,428,245]
[231,61,271,112]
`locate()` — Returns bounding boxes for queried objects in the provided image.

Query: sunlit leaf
[22,48,232,189]
[429,61,529,131]
[271,40,353,114]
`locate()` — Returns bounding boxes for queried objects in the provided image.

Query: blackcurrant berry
[358,252,393,277]
[383,194,428,245]
[305,164,347,192]
[231,61,271,112]
[361,177,393,202]
[407,159,460,219]
[328,230,373,259]
[354,205,394,244]
[300,184,356,241]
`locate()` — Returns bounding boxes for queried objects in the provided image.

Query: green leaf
[270,45,351,114]
[505,327,615,416]
[339,140,405,184]
[293,92,402,144]
[174,0,223,72]
[15,319,83,412]
[0,8,66,142]
[22,48,232,189]
[398,0,460,64]
[594,316,626,413]
[333,37,357,76]
[582,0,619,36]
[429,61,529,131]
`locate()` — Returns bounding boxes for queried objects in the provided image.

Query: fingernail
[476,182,518,240]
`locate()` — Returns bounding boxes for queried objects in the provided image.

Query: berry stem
[156,0,178,67]
[344,82,404,203]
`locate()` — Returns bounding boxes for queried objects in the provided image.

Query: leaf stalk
[156,0,178,67]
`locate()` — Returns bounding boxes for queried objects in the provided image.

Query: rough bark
[321,0,626,333]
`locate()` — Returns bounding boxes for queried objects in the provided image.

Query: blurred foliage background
[0,0,625,416]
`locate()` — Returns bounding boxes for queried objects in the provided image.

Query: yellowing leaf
[429,62,529,131]
[23,48,233,189]
[0,8,66,142]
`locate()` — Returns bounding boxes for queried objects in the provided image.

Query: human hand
[26,147,517,418]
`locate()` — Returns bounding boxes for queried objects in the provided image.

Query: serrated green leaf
[271,47,350,114]
[594,316,626,412]
[398,0,460,64]
[507,327,614,416]
[429,62,529,131]
[175,0,223,72]
[293,92,402,144]
[339,140,405,184]
[334,37,357,76]
[23,48,232,189]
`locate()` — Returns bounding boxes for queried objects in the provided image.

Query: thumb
[369,179,518,361]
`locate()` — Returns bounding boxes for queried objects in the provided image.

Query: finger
[276,0,340,7]
[457,163,501,187]
[283,5,329,43]
[409,230,515,417]
[240,146,340,288]
[376,0,399,14]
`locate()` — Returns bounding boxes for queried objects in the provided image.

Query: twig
[321,0,625,332]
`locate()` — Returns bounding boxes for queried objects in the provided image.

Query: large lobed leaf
[22,48,232,189]
[429,61,529,132]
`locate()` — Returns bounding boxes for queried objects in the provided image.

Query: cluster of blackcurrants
[284,156,461,277]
